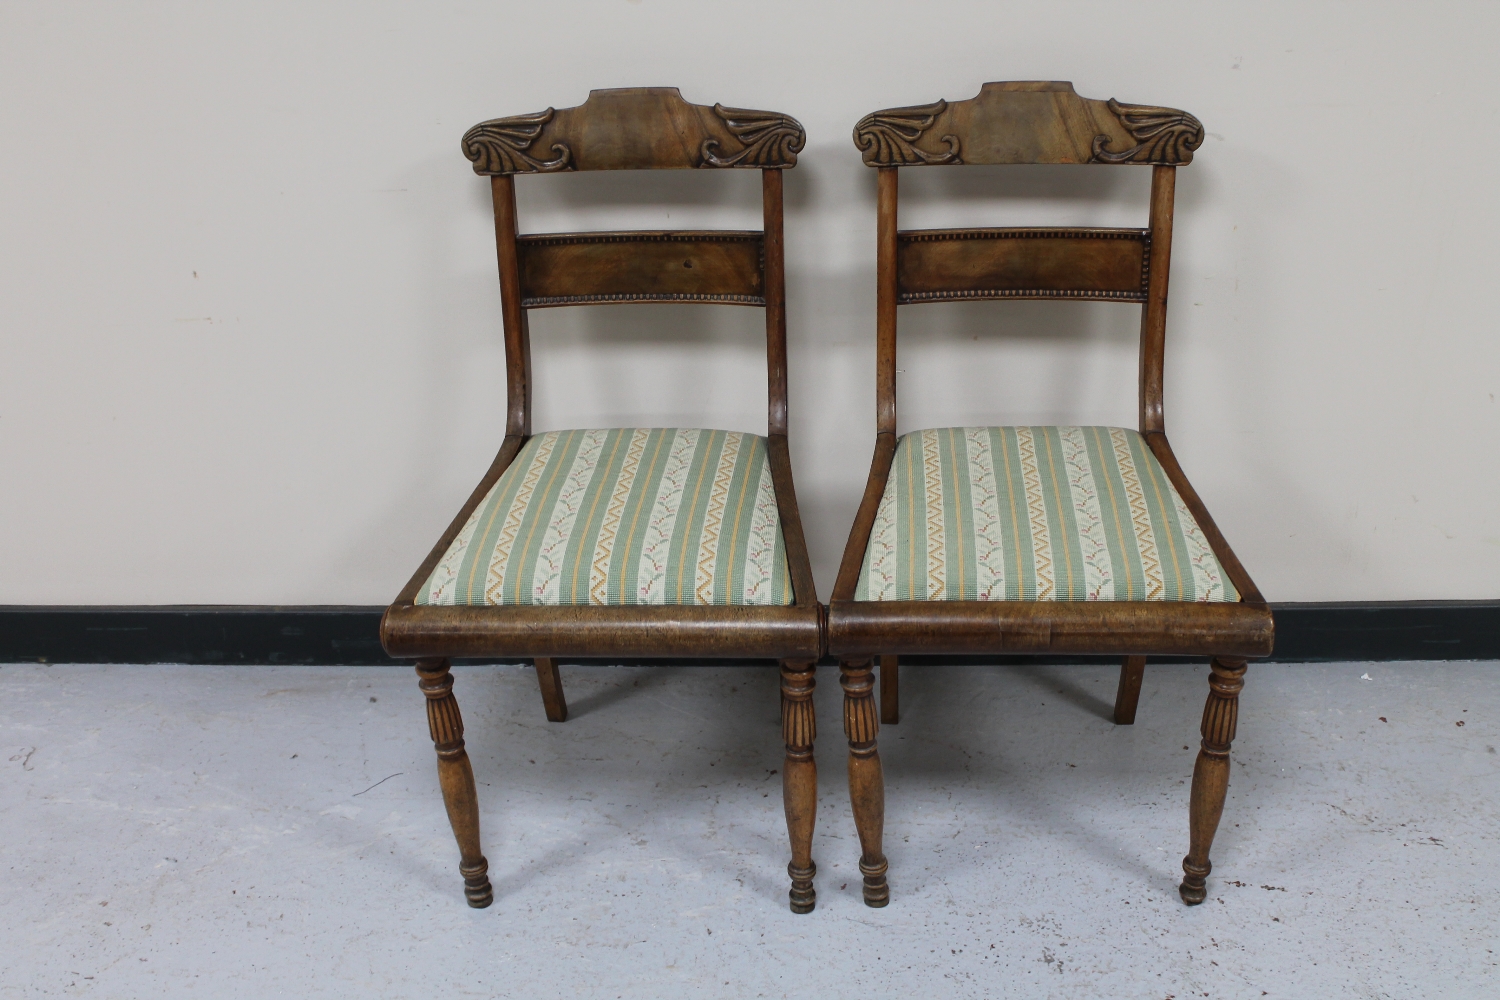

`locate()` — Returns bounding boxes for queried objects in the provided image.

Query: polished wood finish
[841,658,888,906]
[533,657,567,722]
[831,83,1270,907]
[878,655,899,724]
[853,81,1202,168]
[518,232,765,307]
[384,89,819,909]
[780,660,817,913]
[898,228,1149,303]
[830,601,1270,657]
[1181,658,1246,904]
[416,659,492,907]
[462,88,805,174]
[1113,655,1147,725]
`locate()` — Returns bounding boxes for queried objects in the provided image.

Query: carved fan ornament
[461,108,572,174]
[1091,99,1204,165]
[853,100,962,166]
[701,104,806,167]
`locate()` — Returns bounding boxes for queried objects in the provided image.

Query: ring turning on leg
[842,658,889,907]
[780,660,818,913]
[417,659,493,908]
[1180,657,1246,905]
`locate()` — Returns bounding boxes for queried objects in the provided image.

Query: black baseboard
[2,602,1498,666]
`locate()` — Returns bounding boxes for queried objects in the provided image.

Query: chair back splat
[828,82,1271,912]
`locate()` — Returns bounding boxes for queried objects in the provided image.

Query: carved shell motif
[461,108,573,174]
[853,100,961,166]
[1091,99,1204,165]
[700,105,806,167]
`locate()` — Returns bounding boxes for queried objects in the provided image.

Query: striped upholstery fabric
[855,427,1238,603]
[418,428,793,607]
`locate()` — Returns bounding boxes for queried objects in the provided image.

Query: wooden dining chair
[381,88,823,912]
[827,82,1273,908]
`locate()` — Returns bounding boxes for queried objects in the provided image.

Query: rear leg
[534,657,567,722]
[1113,655,1146,725]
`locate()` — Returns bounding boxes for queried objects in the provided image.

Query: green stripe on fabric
[991,427,1032,601]
[1081,426,1139,601]
[505,429,588,605]
[666,429,719,604]
[1035,427,1084,602]
[607,428,674,604]
[938,428,971,600]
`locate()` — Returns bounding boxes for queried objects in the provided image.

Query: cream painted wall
[3,1,1497,604]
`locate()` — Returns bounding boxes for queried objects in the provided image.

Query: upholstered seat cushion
[855,426,1238,603]
[417,428,793,607]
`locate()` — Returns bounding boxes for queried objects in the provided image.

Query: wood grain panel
[897,228,1149,303]
[853,81,1202,168]
[518,231,764,307]
[464,88,805,174]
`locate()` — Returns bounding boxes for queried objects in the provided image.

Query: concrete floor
[2,660,1496,999]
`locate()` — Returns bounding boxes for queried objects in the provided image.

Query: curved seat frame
[827,82,1273,908]
[381,88,822,911]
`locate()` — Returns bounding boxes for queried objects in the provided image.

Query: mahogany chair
[828,82,1273,907]
[381,88,823,911]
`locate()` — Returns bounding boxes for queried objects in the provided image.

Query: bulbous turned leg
[780,660,817,913]
[416,658,493,908]
[842,658,888,907]
[1180,657,1246,905]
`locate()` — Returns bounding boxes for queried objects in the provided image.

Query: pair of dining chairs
[380,83,1274,914]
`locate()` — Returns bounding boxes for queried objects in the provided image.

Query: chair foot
[1178,859,1209,905]
[462,858,494,908]
[860,857,890,907]
[534,657,567,722]
[1113,655,1145,725]
[788,861,817,913]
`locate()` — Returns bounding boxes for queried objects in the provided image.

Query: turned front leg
[416,658,493,908]
[780,660,817,913]
[1180,657,1246,905]
[841,658,888,907]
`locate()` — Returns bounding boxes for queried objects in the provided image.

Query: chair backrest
[463,88,805,440]
[851,81,1204,437]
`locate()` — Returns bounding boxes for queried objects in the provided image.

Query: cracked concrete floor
[2,660,1497,998]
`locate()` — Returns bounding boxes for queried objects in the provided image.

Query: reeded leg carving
[879,655,900,725]
[780,660,817,913]
[1114,655,1146,725]
[1180,657,1246,905]
[534,657,568,722]
[842,658,888,907]
[416,658,493,908]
